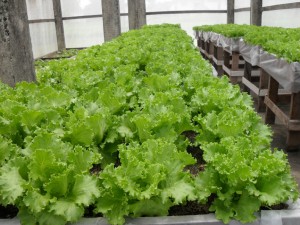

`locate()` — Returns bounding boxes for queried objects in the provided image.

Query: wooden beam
[0,0,36,86]
[235,7,251,12]
[102,0,121,42]
[265,75,279,124]
[263,2,300,12]
[28,19,55,23]
[52,0,66,50]
[146,10,227,15]
[251,0,262,26]
[227,0,235,24]
[128,0,146,30]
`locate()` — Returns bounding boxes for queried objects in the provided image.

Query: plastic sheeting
[262,9,300,28]
[61,0,102,17]
[120,0,128,13]
[239,40,300,92]
[148,14,226,38]
[121,16,129,33]
[146,0,226,11]
[26,0,54,20]
[63,18,104,48]
[235,0,250,9]
[259,52,300,92]
[29,23,58,59]
[234,0,250,25]
[263,0,300,7]
[234,11,251,25]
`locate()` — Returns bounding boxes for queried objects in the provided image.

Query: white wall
[29,23,58,59]
[235,0,250,9]
[63,18,104,48]
[147,13,226,38]
[234,0,250,25]
[262,9,300,28]
[263,0,300,7]
[60,0,102,17]
[262,0,300,28]
[235,12,251,25]
[146,0,226,11]
[26,0,58,59]
[25,0,300,52]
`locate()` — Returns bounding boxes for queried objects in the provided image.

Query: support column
[0,0,36,86]
[227,0,235,24]
[102,0,121,42]
[250,0,262,26]
[128,0,146,30]
[52,0,66,51]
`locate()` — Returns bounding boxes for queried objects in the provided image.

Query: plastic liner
[219,36,240,53]
[200,32,240,52]
[259,52,300,93]
[239,40,261,66]
[238,40,300,92]
[203,31,212,42]
[210,32,220,46]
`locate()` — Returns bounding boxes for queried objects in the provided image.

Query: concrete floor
[269,122,300,192]
[255,103,300,192]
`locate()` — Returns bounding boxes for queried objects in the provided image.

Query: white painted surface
[29,23,58,59]
[63,18,104,48]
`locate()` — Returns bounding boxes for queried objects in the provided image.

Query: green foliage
[0,24,298,225]
[95,139,196,225]
[193,24,300,62]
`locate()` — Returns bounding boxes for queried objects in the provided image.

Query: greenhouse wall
[26,0,58,59]
[262,0,300,28]
[234,0,251,25]
[24,0,300,59]
[146,0,226,37]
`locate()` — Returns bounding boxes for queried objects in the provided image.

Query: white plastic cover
[26,0,54,20]
[61,0,102,17]
[235,0,250,9]
[120,0,128,13]
[121,16,129,33]
[263,0,300,7]
[146,0,226,11]
[235,11,251,25]
[29,23,58,59]
[147,13,226,38]
[262,9,300,28]
[63,18,104,48]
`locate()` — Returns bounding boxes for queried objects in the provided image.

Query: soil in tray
[0,205,18,218]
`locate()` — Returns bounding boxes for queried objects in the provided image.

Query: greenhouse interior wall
[26,0,300,59]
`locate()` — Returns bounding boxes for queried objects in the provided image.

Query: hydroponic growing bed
[0,24,298,225]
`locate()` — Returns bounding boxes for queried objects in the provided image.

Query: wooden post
[257,68,269,112]
[102,0,121,42]
[265,76,279,124]
[227,0,235,24]
[128,0,146,30]
[250,0,262,26]
[0,0,36,86]
[243,61,252,93]
[52,0,66,51]
[287,92,300,150]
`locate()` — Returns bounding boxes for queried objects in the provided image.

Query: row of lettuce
[0,24,298,225]
[193,24,300,63]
